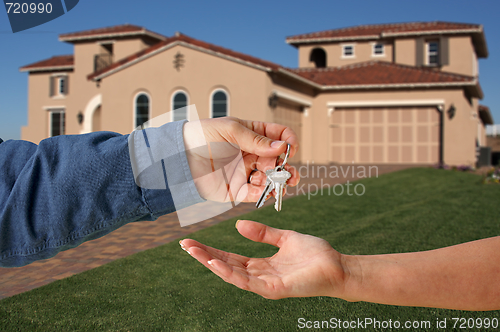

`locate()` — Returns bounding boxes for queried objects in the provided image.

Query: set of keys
[255,144,292,212]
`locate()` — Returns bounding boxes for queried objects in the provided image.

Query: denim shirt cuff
[128,120,205,219]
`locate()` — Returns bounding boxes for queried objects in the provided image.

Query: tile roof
[59,24,166,42]
[286,21,488,58]
[88,33,281,80]
[20,55,74,72]
[287,61,475,87]
[287,21,481,43]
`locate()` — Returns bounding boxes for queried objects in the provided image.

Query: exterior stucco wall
[394,38,415,66]
[442,36,475,76]
[298,42,393,68]
[21,71,74,143]
[67,43,102,135]
[305,89,479,165]
[98,44,271,134]
[112,38,151,62]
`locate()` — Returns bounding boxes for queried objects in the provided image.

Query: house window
[310,48,327,68]
[211,90,228,118]
[342,44,354,58]
[372,43,384,56]
[58,77,66,95]
[427,41,439,66]
[135,93,150,128]
[50,75,68,97]
[49,109,65,137]
[172,91,188,121]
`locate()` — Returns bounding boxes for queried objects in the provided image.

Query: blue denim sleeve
[0,121,202,267]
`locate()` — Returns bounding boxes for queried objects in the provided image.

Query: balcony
[94,54,113,72]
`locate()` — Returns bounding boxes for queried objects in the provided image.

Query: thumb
[235,220,287,248]
[231,126,287,157]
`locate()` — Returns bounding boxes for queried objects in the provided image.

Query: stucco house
[20,21,493,165]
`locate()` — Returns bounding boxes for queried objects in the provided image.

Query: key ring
[276,144,291,170]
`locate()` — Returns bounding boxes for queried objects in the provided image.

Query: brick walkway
[0,164,413,299]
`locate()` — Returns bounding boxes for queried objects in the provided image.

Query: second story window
[372,43,384,56]
[135,93,150,128]
[310,48,327,68]
[427,41,439,66]
[58,76,66,95]
[342,44,354,58]
[172,91,188,121]
[50,75,68,97]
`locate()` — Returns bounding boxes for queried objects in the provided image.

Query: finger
[284,164,300,186]
[230,125,289,158]
[251,156,280,173]
[235,119,300,158]
[180,239,249,266]
[182,241,255,288]
[248,170,266,186]
[236,220,288,248]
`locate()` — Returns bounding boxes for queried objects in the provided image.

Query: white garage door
[330,107,440,164]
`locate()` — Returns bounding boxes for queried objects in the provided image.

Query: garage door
[273,100,303,163]
[330,107,440,164]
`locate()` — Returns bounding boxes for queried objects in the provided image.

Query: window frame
[341,44,355,59]
[210,88,230,118]
[133,91,152,129]
[48,108,65,137]
[50,74,68,99]
[426,41,440,66]
[170,89,190,122]
[371,42,385,57]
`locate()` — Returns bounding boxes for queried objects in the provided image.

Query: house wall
[442,36,475,76]
[21,71,74,143]
[297,35,478,77]
[66,43,102,135]
[98,44,271,134]
[304,89,479,165]
[298,42,394,68]
[112,38,151,61]
[394,38,415,66]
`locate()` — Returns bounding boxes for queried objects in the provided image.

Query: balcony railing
[94,54,113,72]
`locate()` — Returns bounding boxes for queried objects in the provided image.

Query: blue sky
[1,0,499,140]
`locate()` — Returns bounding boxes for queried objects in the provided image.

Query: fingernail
[271,141,285,149]
[207,260,214,266]
[179,240,185,249]
[235,220,241,228]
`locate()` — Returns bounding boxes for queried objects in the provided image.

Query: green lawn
[1,168,499,331]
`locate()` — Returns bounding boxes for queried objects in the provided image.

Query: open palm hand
[181,220,346,299]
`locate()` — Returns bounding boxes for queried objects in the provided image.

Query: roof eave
[59,30,166,43]
[479,107,494,125]
[381,28,482,38]
[286,35,380,45]
[276,68,323,90]
[320,81,478,92]
[19,65,74,73]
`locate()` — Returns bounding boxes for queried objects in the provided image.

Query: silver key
[269,168,291,212]
[255,144,292,211]
[256,168,276,209]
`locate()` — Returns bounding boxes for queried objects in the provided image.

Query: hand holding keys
[256,144,292,212]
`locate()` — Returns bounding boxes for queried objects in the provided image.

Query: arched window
[135,93,150,128]
[211,90,228,118]
[310,48,327,68]
[172,91,188,121]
